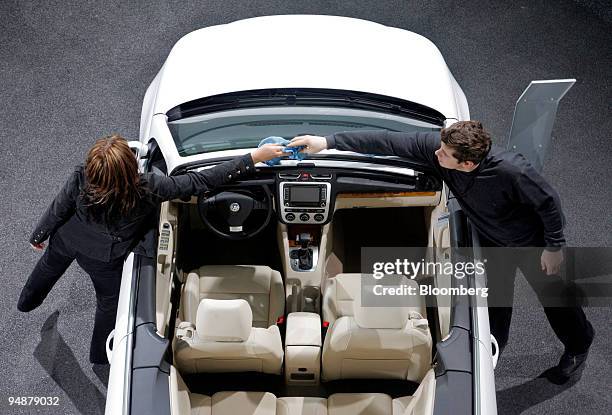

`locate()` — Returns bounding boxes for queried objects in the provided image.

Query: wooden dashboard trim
[336,191,437,198]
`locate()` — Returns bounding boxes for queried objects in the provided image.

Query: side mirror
[127,141,148,159]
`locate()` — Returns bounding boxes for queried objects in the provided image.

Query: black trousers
[483,242,594,356]
[18,233,124,364]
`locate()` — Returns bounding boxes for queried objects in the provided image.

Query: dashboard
[187,161,443,226]
[272,165,441,225]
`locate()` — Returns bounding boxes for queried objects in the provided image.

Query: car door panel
[507,79,575,173]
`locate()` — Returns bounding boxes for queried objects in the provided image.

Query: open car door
[507,79,575,173]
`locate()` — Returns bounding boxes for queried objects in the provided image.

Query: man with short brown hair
[288,121,594,382]
[440,120,492,165]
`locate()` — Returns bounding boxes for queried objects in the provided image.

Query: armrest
[285,312,321,347]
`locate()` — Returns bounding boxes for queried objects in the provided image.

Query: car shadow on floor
[33,310,106,415]
[92,363,110,388]
[496,370,578,415]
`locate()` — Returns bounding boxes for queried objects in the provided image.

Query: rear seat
[170,367,435,415]
[276,397,328,415]
[325,393,392,415]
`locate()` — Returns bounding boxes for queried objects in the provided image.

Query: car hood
[151,15,463,119]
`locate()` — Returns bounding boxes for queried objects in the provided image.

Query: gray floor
[1,1,610,414]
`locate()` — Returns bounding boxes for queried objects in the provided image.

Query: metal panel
[433,371,473,415]
[130,368,171,415]
[507,79,575,173]
[104,334,130,415]
[474,339,498,415]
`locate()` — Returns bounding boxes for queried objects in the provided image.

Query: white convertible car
[104,14,572,415]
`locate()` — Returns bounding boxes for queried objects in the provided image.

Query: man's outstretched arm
[288,130,440,168]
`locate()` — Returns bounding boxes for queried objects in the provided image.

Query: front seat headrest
[196,299,252,342]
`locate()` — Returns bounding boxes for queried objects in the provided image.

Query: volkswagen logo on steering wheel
[229,202,240,213]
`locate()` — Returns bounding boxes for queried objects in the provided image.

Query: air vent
[311,174,332,180]
[278,173,300,179]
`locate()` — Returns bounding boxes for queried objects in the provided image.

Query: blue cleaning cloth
[258,136,307,166]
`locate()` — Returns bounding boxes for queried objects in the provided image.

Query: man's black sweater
[326,130,565,249]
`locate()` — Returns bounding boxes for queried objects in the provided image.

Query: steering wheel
[197,186,273,240]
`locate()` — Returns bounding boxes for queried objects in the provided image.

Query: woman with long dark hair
[18,135,284,364]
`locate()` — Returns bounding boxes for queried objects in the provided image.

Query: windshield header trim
[166,88,446,126]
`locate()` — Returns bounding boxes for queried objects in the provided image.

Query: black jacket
[326,130,566,249]
[30,154,255,262]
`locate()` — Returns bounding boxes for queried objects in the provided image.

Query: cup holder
[302,286,321,313]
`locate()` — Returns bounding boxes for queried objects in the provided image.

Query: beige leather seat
[170,365,277,415]
[327,394,392,415]
[278,384,436,415]
[321,274,432,382]
[170,365,436,415]
[175,298,283,374]
[276,397,328,415]
[182,265,285,328]
[391,368,436,415]
[213,391,277,414]
[170,365,212,415]
[175,265,285,374]
[279,394,395,415]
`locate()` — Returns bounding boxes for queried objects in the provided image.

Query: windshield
[167,107,440,156]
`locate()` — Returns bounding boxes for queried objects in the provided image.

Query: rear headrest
[196,299,252,342]
[353,305,410,329]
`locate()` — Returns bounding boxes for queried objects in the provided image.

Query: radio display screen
[290,186,320,204]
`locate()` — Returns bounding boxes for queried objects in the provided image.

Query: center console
[278,173,332,225]
[276,171,331,316]
[284,312,322,384]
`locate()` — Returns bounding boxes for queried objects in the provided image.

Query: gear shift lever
[296,233,313,270]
